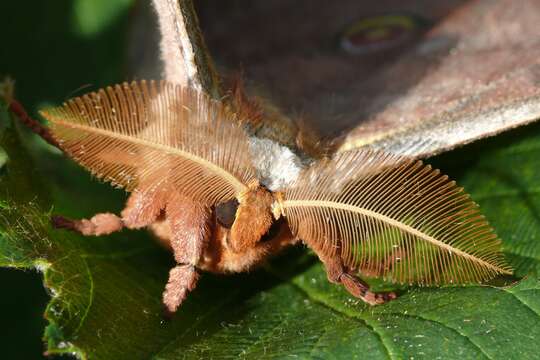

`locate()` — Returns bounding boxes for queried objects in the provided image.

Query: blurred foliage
[1,1,540,359]
[72,0,133,37]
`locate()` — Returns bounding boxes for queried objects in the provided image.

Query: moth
[7,79,512,314]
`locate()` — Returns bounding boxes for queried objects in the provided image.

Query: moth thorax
[248,136,304,191]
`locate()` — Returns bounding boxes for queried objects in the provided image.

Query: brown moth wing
[338,0,540,157]
[145,0,300,150]
[150,0,220,96]
[148,0,540,158]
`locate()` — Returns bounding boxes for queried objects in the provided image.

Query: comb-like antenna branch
[40,80,256,205]
[279,149,512,285]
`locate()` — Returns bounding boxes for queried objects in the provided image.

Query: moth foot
[161,304,175,321]
[51,213,123,236]
[340,273,397,305]
[162,264,199,315]
[51,215,77,231]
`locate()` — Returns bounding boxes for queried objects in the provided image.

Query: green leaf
[1,1,540,359]
[71,0,134,37]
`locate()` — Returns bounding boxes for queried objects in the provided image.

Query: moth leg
[52,181,170,236]
[321,252,397,305]
[162,264,199,317]
[340,273,397,305]
[120,183,169,229]
[161,193,211,314]
[52,213,123,236]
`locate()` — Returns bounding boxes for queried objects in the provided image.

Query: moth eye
[340,13,430,55]
[215,199,240,229]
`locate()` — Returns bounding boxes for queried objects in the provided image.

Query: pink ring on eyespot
[340,14,430,55]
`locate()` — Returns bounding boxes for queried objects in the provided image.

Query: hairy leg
[318,250,397,305]
[165,192,210,264]
[161,193,211,314]
[163,264,199,316]
[52,180,170,235]
[53,181,212,313]
[52,213,123,236]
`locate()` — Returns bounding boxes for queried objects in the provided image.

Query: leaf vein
[236,318,291,358]
[73,256,94,335]
[283,279,396,360]
[500,287,540,317]
[153,289,241,358]
[384,312,492,360]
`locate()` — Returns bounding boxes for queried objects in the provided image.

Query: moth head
[209,185,294,275]
[216,183,277,253]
